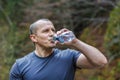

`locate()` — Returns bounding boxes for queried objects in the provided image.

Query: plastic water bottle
[53,31,75,43]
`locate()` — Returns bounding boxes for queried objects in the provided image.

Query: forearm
[72,39,108,67]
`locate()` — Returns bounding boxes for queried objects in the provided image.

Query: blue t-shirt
[10,48,81,80]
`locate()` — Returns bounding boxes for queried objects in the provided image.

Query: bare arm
[56,28,108,69]
[72,39,108,69]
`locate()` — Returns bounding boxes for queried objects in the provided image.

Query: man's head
[29,19,53,35]
[29,19,56,48]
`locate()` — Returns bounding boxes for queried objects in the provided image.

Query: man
[10,19,108,80]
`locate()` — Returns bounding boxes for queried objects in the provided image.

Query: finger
[55,41,59,44]
[57,28,70,35]
[56,31,61,35]
[60,28,69,32]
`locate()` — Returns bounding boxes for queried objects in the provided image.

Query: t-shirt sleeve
[67,49,81,67]
[9,61,22,80]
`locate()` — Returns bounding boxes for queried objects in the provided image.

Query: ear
[29,34,37,42]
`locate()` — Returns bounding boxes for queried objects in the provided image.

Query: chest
[22,56,74,80]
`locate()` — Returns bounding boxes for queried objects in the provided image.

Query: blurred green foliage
[0,0,32,24]
[77,1,120,79]
[104,2,120,60]
[102,2,120,79]
[89,2,120,80]
[0,0,33,79]
[86,1,120,80]
[0,25,30,80]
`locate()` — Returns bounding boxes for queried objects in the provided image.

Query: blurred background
[0,0,120,80]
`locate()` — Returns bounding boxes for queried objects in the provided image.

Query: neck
[35,45,53,57]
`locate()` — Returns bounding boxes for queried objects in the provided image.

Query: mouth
[49,39,55,43]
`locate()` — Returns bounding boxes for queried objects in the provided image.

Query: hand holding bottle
[53,28,76,44]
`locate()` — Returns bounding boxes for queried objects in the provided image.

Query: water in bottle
[53,31,75,43]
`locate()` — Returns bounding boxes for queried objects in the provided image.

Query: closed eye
[42,29,49,33]
[52,28,56,33]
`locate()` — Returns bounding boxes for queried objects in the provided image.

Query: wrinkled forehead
[34,20,55,33]
[29,19,54,34]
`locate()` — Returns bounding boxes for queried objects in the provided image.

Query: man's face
[31,23,56,48]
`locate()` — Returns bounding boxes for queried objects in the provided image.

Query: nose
[49,30,55,36]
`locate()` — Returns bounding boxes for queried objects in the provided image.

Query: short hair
[29,19,53,35]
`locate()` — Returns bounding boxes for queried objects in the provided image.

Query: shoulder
[14,52,34,71]
[54,48,80,53]
[54,48,81,66]
[54,48,81,57]
[10,52,34,78]
[16,52,33,64]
